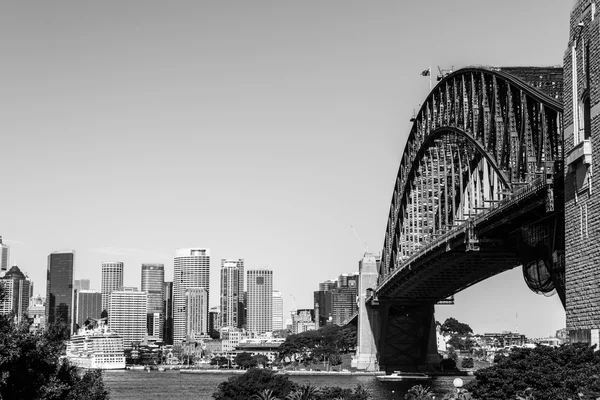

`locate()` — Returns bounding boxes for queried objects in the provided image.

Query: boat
[157,367,166,372]
[376,371,430,381]
[66,322,126,370]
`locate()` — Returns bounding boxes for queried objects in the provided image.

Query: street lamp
[453,378,464,399]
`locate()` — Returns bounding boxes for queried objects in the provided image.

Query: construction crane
[350,225,368,255]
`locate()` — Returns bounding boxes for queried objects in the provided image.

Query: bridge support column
[353,253,380,371]
[378,303,440,373]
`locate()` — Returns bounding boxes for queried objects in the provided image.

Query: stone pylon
[353,253,380,371]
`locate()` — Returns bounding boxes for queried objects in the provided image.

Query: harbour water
[103,370,473,399]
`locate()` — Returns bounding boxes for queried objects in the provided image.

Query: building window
[579,90,592,141]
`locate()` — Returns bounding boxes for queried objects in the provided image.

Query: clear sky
[0,1,572,337]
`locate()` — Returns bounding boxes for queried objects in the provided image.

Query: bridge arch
[380,67,564,298]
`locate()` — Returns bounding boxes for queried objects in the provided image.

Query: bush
[212,368,296,400]
[467,344,600,400]
[461,357,474,369]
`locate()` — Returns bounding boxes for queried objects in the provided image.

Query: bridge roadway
[375,175,558,304]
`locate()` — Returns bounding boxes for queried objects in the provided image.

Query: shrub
[461,357,474,369]
[440,358,457,370]
[212,368,296,400]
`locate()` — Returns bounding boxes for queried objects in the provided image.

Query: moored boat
[376,371,430,381]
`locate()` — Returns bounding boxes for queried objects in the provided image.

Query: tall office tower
[141,264,164,339]
[272,290,284,331]
[331,273,359,325]
[163,281,173,344]
[74,279,90,292]
[0,265,32,323]
[185,287,208,339]
[46,251,75,334]
[209,306,220,338]
[247,269,273,334]
[109,287,147,348]
[76,290,101,327]
[101,262,123,313]
[319,280,337,292]
[173,248,210,344]
[0,237,8,272]
[219,259,244,328]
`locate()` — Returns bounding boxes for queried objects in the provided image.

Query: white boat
[376,371,430,381]
[66,323,126,370]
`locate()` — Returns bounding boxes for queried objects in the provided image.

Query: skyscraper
[0,265,31,323]
[0,237,9,272]
[163,281,173,344]
[247,269,273,335]
[101,262,123,313]
[46,251,75,334]
[185,287,208,339]
[272,290,284,331]
[109,287,147,348]
[74,279,90,292]
[220,259,244,329]
[76,290,101,327]
[141,263,164,339]
[173,248,210,344]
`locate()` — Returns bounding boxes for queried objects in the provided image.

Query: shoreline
[179,369,385,376]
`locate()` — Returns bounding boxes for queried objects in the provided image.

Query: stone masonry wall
[565,0,600,339]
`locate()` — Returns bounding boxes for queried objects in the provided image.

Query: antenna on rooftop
[350,225,368,255]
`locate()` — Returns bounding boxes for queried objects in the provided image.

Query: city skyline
[0,0,571,338]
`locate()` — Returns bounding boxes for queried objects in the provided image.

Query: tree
[211,356,229,367]
[252,354,270,368]
[235,352,257,369]
[467,343,600,400]
[440,318,473,336]
[212,368,297,400]
[0,286,110,400]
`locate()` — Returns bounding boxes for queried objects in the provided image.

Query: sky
[0,1,572,338]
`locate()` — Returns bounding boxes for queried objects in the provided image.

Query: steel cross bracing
[378,67,563,302]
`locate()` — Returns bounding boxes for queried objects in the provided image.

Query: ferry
[376,371,430,381]
[66,322,126,370]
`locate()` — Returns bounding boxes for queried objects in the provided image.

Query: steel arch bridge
[357,67,565,373]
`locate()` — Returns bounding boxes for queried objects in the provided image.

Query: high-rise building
[76,290,101,327]
[74,279,90,292]
[173,248,210,344]
[291,309,315,334]
[141,264,164,339]
[109,287,147,348]
[0,265,32,323]
[163,281,173,344]
[28,294,45,331]
[272,290,284,331]
[101,262,123,313]
[314,273,359,327]
[46,251,75,334]
[185,287,208,339]
[0,237,9,272]
[209,306,220,338]
[220,259,244,329]
[247,269,273,334]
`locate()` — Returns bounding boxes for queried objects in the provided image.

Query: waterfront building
[108,287,147,348]
[46,251,75,334]
[185,287,208,339]
[141,263,164,339]
[28,294,45,331]
[163,281,173,344]
[101,262,123,313]
[247,269,273,334]
[219,259,244,329]
[0,265,31,323]
[272,290,283,331]
[291,309,315,334]
[76,290,102,327]
[173,248,210,344]
[0,237,8,273]
[74,279,90,292]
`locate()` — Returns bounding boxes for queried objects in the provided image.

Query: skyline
[0,1,572,338]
